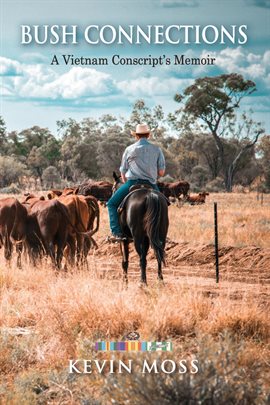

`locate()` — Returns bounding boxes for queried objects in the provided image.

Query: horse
[112,172,169,285]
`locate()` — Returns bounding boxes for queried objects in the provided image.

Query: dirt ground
[88,235,270,308]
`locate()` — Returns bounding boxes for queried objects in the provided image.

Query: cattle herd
[0,179,209,270]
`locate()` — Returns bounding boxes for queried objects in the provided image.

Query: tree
[58,118,102,181]
[0,116,8,154]
[192,134,220,180]
[190,165,209,189]
[126,100,167,140]
[97,130,132,178]
[174,74,264,191]
[0,156,28,188]
[42,166,61,188]
[27,146,48,185]
[257,135,270,190]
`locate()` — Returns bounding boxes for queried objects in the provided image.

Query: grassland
[0,192,269,404]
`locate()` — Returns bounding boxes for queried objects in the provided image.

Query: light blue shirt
[120,138,165,184]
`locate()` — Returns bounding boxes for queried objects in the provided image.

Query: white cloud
[213,47,270,83]
[117,76,192,97]
[1,58,118,103]
[1,49,270,111]
[0,57,22,76]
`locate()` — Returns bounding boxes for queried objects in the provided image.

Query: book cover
[0,0,269,403]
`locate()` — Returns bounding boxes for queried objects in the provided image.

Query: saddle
[129,184,152,192]
[117,184,170,214]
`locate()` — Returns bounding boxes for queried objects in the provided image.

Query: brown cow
[0,198,28,267]
[82,195,100,255]
[22,194,45,206]
[185,192,209,205]
[25,199,72,269]
[50,194,99,266]
[158,181,190,201]
[47,189,62,199]
[47,187,79,200]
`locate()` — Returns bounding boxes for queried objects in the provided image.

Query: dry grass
[89,192,270,248]
[167,192,270,248]
[0,192,270,403]
[0,264,269,403]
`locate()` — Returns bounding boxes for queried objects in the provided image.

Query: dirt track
[90,237,270,286]
[88,237,270,307]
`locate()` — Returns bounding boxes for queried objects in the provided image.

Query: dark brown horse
[113,174,169,285]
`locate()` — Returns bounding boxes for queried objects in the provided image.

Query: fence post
[214,202,219,283]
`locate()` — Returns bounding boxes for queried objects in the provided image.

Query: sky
[0,0,270,134]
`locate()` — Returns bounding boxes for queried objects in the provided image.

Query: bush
[0,183,21,194]
[0,156,28,188]
[5,369,101,405]
[102,334,269,405]
[206,177,225,192]
[190,165,209,188]
[42,166,61,188]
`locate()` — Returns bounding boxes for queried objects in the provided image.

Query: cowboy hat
[130,123,151,137]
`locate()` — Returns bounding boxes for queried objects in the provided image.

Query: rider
[107,123,166,243]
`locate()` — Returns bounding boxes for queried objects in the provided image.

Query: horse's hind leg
[120,240,129,284]
[16,242,23,269]
[4,235,12,264]
[157,241,165,281]
[158,260,163,281]
[135,238,149,285]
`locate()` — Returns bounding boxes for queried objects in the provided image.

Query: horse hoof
[139,282,148,289]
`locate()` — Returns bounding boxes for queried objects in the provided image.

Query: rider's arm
[158,169,165,177]
[121,173,127,183]
[157,148,166,178]
[120,148,128,179]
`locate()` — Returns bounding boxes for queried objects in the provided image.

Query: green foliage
[0,156,28,188]
[174,74,264,191]
[0,92,268,191]
[42,166,61,188]
[257,135,270,190]
[205,177,225,192]
[0,183,21,194]
[0,116,8,154]
[190,165,209,189]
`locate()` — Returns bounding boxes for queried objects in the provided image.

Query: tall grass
[0,192,269,403]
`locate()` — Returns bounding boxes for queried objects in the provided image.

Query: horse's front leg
[120,240,129,285]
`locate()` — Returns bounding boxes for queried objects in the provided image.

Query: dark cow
[77,181,113,204]
[158,181,190,200]
[0,198,28,267]
[25,199,72,269]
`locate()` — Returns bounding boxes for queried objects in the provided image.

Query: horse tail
[143,191,165,265]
